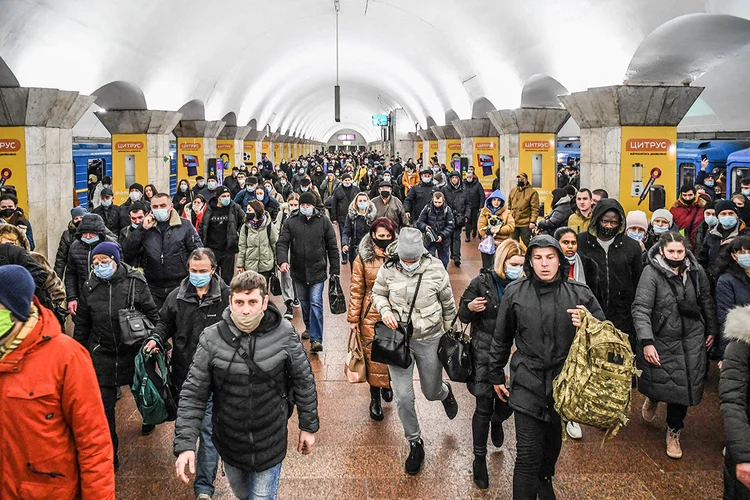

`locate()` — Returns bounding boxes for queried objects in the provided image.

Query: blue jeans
[194,398,219,496]
[224,462,282,500]
[427,243,450,268]
[293,280,324,343]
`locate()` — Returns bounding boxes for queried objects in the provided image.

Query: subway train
[72,142,177,208]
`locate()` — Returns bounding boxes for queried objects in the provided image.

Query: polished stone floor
[113,239,726,499]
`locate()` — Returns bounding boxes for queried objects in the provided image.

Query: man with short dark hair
[224,167,241,198]
[174,270,319,500]
[115,183,151,234]
[567,188,594,234]
[199,175,220,202]
[147,248,228,500]
[670,184,705,248]
[591,189,608,206]
[92,187,120,232]
[404,167,440,226]
[416,191,455,269]
[122,193,202,308]
[372,180,407,232]
[192,176,206,198]
[0,194,34,250]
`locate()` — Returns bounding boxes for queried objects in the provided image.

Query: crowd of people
[3,150,750,499]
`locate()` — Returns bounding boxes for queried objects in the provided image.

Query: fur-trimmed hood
[0,223,30,250]
[357,233,398,264]
[347,199,378,225]
[724,305,750,345]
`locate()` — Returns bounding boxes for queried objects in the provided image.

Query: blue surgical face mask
[737,254,750,270]
[422,177,432,184]
[129,191,142,202]
[180,184,188,192]
[720,215,738,229]
[81,235,99,245]
[197,181,205,188]
[220,197,230,207]
[153,208,170,222]
[505,265,523,280]
[400,260,420,272]
[652,225,669,234]
[357,202,368,211]
[704,215,718,227]
[705,180,715,188]
[101,199,112,207]
[207,181,217,190]
[301,186,309,192]
[280,180,287,186]
[565,254,577,262]
[189,272,212,288]
[94,262,115,280]
[300,206,314,217]
[383,175,391,182]
[627,230,644,241]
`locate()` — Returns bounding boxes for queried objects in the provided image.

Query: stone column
[96,110,182,199]
[451,118,501,190]
[172,120,225,183]
[216,125,251,172]
[0,87,95,257]
[431,124,462,169]
[488,107,570,201]
[559,85,702,212]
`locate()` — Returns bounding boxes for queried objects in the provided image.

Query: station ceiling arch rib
[0,56,19,87]
[521,74,569,108]
[91,81,148,111]
[177,100,206,121]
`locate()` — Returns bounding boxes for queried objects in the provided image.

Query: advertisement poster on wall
[216,140,234,174]
[519,133,556,211]
[473,138,499,190]
[619,127,677,215]
[446,141,462,171]
[429,141,438,161]
[112,134,149,204]
[243,141,256,166]
[178,138,204,183]
[261,142,271,160]
[0,127,28,211]
[273,142,280,162]
[416,141,424,161]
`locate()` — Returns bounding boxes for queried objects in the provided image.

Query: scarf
[0,305,38,360]
[492,272,512,302]
[248,214,265,230]
[569,254,586,284]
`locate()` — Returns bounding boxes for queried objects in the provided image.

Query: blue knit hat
[71,206,87,219]
[92,241,121,265]
[0,264,35,321]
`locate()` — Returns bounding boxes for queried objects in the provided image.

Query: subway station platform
[113,242,725,500]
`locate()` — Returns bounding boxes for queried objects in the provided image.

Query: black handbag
[118,278,155,347]
[269,271,282,296]
[438,316,473,382]
[329,275,347,314]
[371,273,423,369]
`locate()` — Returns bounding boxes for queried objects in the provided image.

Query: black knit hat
[0,264,35,321]
[715,200,738,215]
[129,183,144,193]
[299,192,316,205]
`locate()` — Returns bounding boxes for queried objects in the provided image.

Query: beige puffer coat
[237,214,279,273]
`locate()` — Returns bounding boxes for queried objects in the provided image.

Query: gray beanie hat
[397,227,427,260]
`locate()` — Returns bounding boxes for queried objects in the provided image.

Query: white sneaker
[566,421,582,440]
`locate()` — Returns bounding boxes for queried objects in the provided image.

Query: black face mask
[380,191,391,199]
[246,213,256,221]
[374,237,393,249]
[0,208,14,218]
[517,180,525,188]
[597,224,619,240]
[661,253,685,269]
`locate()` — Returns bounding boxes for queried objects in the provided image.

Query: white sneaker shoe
[566,421,583,440]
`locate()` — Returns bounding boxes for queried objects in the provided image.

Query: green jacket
[237,215,279,273]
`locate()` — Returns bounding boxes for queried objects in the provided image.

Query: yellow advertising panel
[446,141,462,169]
[112,134,149,204]
[429,141,438,161]
[0,127,28,212]
[177,137,204,184]
[416,141,424,160]
[243,141,256,166]
[261,142,270,159]
[473,137,499,191]
[519,133,557,211]
[620,126,677,215]
[281,143,288,161]
[273,142,280,162]
[216,140,235,174]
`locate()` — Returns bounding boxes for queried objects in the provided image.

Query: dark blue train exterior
[676,140,750,195]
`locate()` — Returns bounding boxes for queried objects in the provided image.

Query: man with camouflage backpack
[489,235,604,499]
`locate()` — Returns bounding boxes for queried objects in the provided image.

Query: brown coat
[347,234,391,388]
[477,205,515,245]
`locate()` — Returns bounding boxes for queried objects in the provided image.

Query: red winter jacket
[0,299,114,500]
[670,199,705,248]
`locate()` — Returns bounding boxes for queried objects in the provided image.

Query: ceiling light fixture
[334,0,341,123]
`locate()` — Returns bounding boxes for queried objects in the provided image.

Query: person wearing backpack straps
[145,248,229,500]
[632,231,717,460]
[236,199,279,282]
[174,271,318,499]
[72,241,160,470]
[489,235,604,499]
[459,238,525,489]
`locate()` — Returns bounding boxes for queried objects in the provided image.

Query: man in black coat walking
[329,173,360,264]
[442,171,470,266]
[463,170,486,241]
[404,167,440,226]
[577,198,643,350]
[276,192,340,352]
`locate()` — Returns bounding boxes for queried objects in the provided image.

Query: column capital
[172,120,225,138]
[95,109,182,135]
[217,125,251,140]
[430,124,461,140]
[559,85,703,129]
[451,118,499,138]
[407,132,418,141]
[0,87,95,128]
[417,128,436,141]
[268,132,280,141]
[245,129,266,141]
[488,108,570,135]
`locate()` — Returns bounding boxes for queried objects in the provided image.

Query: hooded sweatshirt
[477,190,515,245]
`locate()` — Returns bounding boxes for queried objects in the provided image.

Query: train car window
[732,167,750,195]
[679,162,696,188]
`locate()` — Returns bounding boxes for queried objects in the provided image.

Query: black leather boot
[473,455,489,489]
[370,386,384,421]
[381,387,393,403]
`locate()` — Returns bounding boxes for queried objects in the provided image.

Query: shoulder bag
[438,315,473,382]
[371,273,423,369]
[118,278,155,347]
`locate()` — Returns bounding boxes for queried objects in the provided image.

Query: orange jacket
[0,300,114,500]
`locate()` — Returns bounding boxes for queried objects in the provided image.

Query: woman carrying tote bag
[370,227,457,476]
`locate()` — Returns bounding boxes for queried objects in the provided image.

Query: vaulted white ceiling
[3,0,750,140]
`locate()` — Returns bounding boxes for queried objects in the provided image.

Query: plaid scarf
[0,305,39,360]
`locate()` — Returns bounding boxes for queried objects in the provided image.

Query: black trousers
[148,284,177,310]
[513,410,563,500]
[466,209,479,239]
[481,252,495,271]
[666,403,688,430]
[472,394,513,456]
[215,252,235,286]
[100,386,119,458]
[511,227,532,247]
[450,226,463,262]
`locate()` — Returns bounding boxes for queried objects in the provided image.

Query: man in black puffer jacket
[122,193,203,308]
[54,206,87,279]
[65,213,118,316]
[404,167,440,226]
[489,235,604,499]
[416,192,455,269]
[442,171,470,267]
[174,271,318,499]
[330,173,360,264]
[199,187,244,285]
[463,170,486,241]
